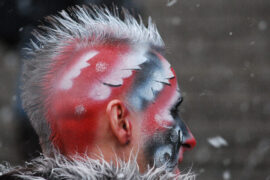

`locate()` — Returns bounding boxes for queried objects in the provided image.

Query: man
[0,5,196,179]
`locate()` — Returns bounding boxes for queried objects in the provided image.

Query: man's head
[21,6,195,172]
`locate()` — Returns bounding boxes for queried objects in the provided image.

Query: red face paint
[43,42,137,155]
[41,41,195,171]
[139,52,196,172]
[142,66,178,134]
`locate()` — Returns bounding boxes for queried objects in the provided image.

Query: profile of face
[126,51,196,171]
[44,42,195,172]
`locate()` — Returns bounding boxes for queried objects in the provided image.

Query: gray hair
[20,5,164,154]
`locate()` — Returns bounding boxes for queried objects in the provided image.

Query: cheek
[141,89,179,134]
[154,144,174,167]
[142,128,180,170]
[142,108,174,135]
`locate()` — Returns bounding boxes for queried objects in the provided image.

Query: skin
[44,42,196,172]
[100,69,196,172]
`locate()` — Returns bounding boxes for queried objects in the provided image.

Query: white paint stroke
[161,59,174,79]
[101,45,148,86]
[75,105,85,115]
[89,83,111,100]
[60,51,99,90]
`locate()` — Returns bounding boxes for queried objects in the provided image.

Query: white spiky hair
[27,5,164,54]
[21,4,165,154]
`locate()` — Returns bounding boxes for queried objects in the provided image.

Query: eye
[176,97,184,108]
[170,97,183,115]
[171,97,184,117]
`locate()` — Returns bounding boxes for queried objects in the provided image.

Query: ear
[106,99,132,145]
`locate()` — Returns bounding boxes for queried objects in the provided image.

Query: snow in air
[207,136,228,148]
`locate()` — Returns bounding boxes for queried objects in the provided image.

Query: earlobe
[106,100,132,145]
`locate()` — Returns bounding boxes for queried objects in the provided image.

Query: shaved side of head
[21,5,165,154]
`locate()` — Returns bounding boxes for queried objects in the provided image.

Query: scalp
[20,5,165,154]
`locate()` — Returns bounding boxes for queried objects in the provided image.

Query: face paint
[42,42,155,155]
[59,50,99,90]
[42,41,195,169]
[44,42,138,155]
[127,51,196,171]
[128,51,174,111]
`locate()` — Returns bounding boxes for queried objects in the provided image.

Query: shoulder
[1,154,196,180]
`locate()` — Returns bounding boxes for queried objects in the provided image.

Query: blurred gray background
[0,0,269,179]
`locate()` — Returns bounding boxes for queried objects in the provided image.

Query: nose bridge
[179,120,196,150]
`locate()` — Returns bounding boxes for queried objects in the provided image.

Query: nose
[182,130,196,150]
[178,129,196,163]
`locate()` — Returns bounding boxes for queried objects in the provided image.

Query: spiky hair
[27,5,164,53]
[21,5,164,154]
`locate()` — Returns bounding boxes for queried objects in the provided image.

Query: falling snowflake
[258,20,267,31]
[167,0,178,7]
[223,170,231,180]
[207,136,228,148]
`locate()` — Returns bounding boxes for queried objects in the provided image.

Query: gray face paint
[170,126,183,143]
[144,124,185,171]
[154,144,173,167]
[128,51,174,111]
[133,52,196,171]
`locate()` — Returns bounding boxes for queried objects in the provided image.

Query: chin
[167,162,178,172]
